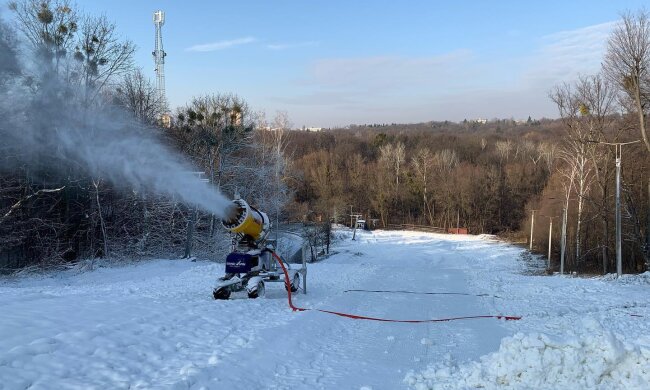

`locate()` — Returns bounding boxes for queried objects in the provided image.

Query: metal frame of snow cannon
[213,198,303,300]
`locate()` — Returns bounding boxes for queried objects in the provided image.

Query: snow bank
[600,272,650,286]
[405,318,650,390]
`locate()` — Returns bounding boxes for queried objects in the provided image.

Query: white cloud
[522,21,615,85]
[267,41,317,50]
[303,50,474,92]
[186,37,256,52]
[267,21,618,126]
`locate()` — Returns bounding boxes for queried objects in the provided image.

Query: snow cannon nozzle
[223,202,240,223]
[222,198,269,241]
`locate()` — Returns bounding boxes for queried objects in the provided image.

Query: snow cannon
[222,198,269,242]
[213,198,302,300]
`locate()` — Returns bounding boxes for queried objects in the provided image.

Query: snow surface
[404,234,650,390]
[1,230,648,389]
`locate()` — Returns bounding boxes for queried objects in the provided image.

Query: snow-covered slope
[405,235,650,390]
[1,231,648,389]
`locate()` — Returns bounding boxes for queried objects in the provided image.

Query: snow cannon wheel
[248,280,265,299]
[213,287,231,300]
[286,273,300,293]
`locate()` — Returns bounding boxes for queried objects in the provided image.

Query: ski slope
[1,230,649,389]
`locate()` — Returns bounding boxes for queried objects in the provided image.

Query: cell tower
[152,10,167,108]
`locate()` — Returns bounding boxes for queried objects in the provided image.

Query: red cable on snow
[344,289,502,298]
[270,251,521,323]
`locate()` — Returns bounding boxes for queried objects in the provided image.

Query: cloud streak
[271,20,621,127]
[186,37,256,52]
[522,21,615,85]
[266,41,317,50]
[304,49,474,92]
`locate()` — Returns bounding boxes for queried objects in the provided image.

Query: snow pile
[476,234,499,241]
[405,318,650,390]
[601,272,650,286]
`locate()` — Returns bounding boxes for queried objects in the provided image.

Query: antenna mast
[152,10,167,109]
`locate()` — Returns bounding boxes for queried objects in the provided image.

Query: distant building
[160,113,172,128]
[231,110,242,126]
[306,127,322,132]
[474,118,488,124]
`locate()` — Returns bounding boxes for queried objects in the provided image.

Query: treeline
[286,123,557,234]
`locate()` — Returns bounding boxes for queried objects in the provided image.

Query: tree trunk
[634,84,650,154]
[646,181,650,270]
[184,207,197,258]
[576,194,583,272]
[93,180,108,261]
[209,150,216,237]
[602,215,609,274]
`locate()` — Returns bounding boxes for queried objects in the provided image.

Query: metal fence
[385,224,447,234]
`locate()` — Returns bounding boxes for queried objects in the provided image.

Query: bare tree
[433,149,459,173]
[73,15,135,103]
[431,149,458,227]
[604,10,650,154]
[379,142,405,190]
[551,83,597,271]
[9,1,134,101]
[8,0,78,71]
[576,74,618,273]
[538,142,557,173]
[411,149,435,225]
[268,111,292,233]
[175,94,254,243]
[113,68,164,125]
[495,140,513,163]
[176,93,254,190]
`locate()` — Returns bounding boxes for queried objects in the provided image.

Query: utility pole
[529,209,537,251]
[589,140,640,277]
[545,197,570,275]
[548,218,552,269]
[350,205,353,229]
[615,148,622,277]
[545,216,556,271]
[351,213,362,241]
[560,207,568,275]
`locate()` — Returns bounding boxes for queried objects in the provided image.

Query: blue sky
[9,1,650,127]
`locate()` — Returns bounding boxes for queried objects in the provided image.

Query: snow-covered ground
[1,230,648,389]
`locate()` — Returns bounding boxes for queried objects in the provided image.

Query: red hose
[270,251,521,323]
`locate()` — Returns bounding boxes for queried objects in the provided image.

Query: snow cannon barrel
[222,199,269,240]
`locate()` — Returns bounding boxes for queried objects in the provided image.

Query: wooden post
[529,210,536,250]
[547,218,553,270]
[560,206,567,275]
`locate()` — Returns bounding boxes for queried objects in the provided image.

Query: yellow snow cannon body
[222,198,269,241]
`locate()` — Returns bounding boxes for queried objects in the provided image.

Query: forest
[0,0,648,276]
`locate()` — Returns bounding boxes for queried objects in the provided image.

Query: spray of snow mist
[0,18,232,218]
